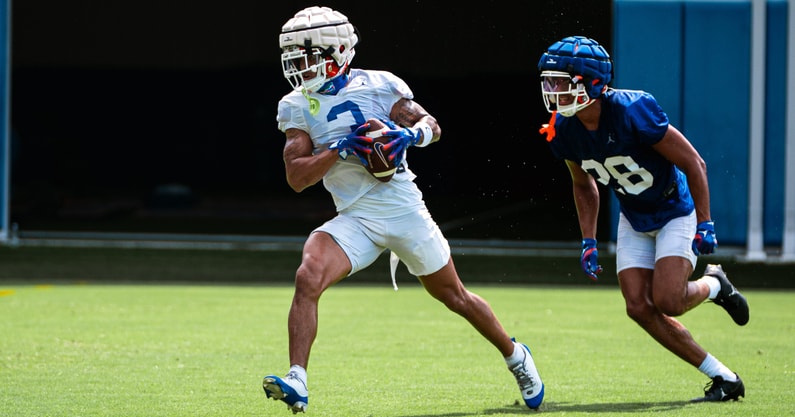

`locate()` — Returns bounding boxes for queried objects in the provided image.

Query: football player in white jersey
[538,36,749,403]
[262,6,544,413]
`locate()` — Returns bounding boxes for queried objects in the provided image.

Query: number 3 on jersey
[581,155,653,196]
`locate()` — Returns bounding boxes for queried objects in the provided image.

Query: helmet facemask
[281,45,339,93]
[537,36,612,117]
[540,71,597,117]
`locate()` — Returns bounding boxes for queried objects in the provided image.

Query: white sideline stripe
[7,230,753,259]
[13,233,578,256]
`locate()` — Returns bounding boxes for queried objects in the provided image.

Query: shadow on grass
[397,400,692,416]
[536,400,692,413]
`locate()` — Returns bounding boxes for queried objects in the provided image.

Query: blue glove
[580,238,603,281]
[692,220,718,255]
[381,120,422,167]
[328,123,375,166]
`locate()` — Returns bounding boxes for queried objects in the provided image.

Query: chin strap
[539,111,557,142]
[301,89,320,116]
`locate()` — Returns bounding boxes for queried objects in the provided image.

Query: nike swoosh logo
[373,142,389,166]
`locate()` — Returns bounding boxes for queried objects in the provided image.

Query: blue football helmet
[538,36,612,116]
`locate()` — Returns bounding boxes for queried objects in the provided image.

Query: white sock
[505,341,524,367]
[289,364,307,384]
[697,276,721,300]
[698,353,737,382]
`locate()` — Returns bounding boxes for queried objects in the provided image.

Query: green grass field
[1,278,793,416]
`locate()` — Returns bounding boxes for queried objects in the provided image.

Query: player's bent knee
[431,291,470,315]
[625,301,656,324]
[293,265,326,298]
[654,299,687,317]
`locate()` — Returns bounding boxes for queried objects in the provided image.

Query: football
[362,118,397,182]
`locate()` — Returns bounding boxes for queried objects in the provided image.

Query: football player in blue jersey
[537,36,749,402]
[261,6,544,413]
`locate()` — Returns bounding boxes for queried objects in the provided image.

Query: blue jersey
[547,89,694,232]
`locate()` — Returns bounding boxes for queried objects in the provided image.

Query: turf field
[1,246,793,416]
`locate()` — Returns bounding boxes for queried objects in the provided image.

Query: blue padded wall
[0,0,8,242]
[613,1,684,125]
[613,0,788,246]
[681,1,750,245]
[763,0,788,245]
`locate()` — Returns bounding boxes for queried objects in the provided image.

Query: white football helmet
[279,6,358,93]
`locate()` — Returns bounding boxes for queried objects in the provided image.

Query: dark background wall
[9,0,612,240]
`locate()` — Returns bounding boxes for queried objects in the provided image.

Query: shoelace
[284,372,308,391]
[703,378,715,392]
[510,362,536,390]
[703,378,727,399]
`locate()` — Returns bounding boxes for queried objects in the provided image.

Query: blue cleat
[263,371,308,414]
[509,340,545,409]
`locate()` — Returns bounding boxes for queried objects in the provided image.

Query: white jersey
[277,69,425,217]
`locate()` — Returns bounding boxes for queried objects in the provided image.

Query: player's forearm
[688,178,712,223]
[285,149,338,192]
[572,183,600,238]
[681,155,711,223]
